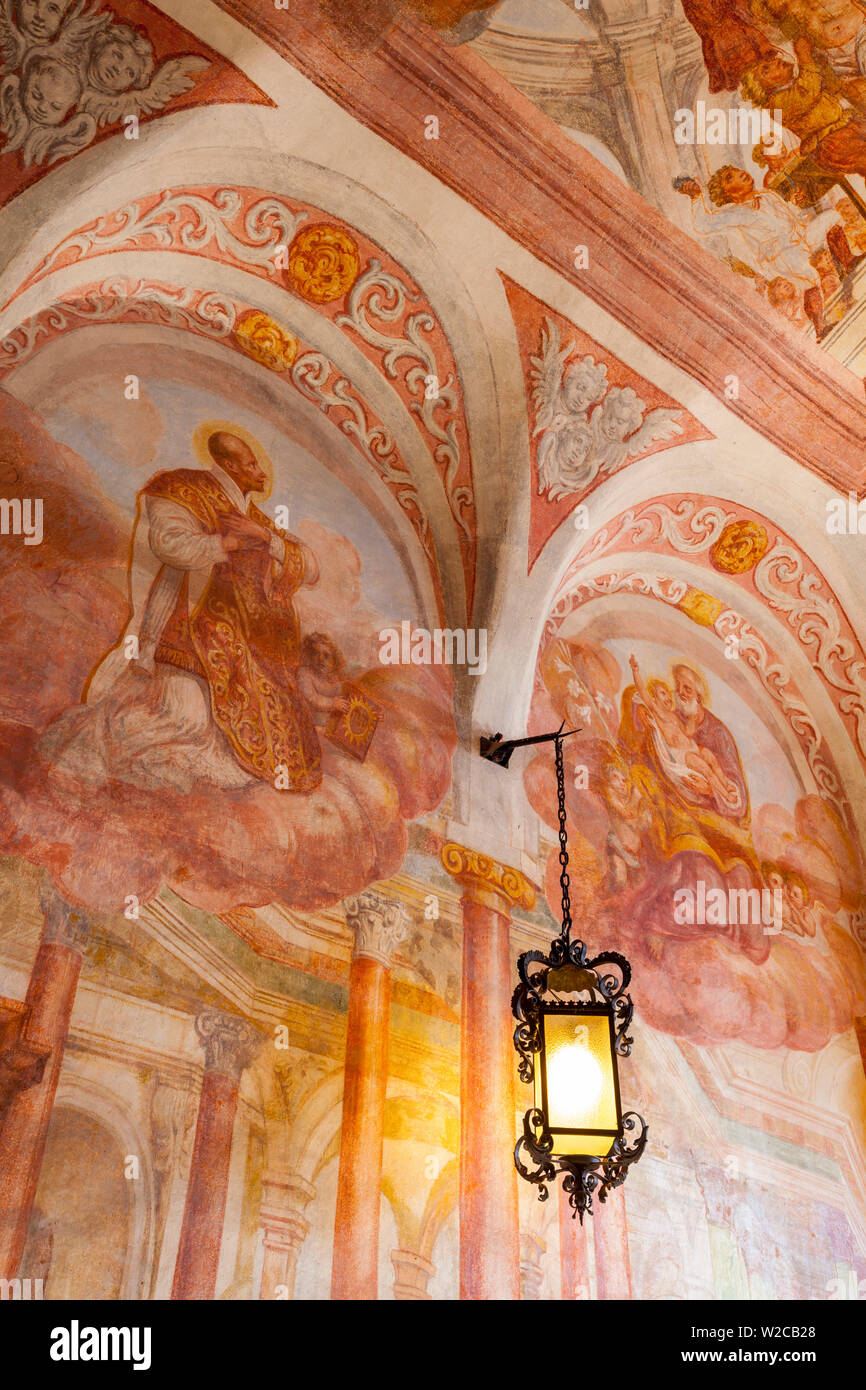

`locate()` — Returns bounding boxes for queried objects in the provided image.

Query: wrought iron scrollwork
[509,729,648,1221]
[515,1106,649,1223]
[512,935,636,1087]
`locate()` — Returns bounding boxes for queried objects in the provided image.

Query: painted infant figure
[629,654,738,805]
[298,632,351,727]
[602,758,653,892]
[19,49,80,124]
[15,0,74,45]
[85,24,155,96]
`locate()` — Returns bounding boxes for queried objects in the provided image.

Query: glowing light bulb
[547,1042,603,1125]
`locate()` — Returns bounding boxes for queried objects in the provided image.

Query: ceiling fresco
[0,0,270,205]
[1,0,866,1319]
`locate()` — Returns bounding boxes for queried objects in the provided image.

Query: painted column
[441,842,535,1302]
[171,1009,259,1301]
[593,1185,633,1300]
[258,1173,315,1300]
[0,885,92,1279]
[559,1185,592,1300]
[391,1248,435,1300]
[520,1231,546,1300]
[331,889,408,1301]
[148,1081,197,1298]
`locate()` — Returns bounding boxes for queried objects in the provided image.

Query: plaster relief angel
[1,0,74,68]
[0,0,110,74]
[0,46,95,165]
[78,25,208,128]
[531,317,609,500]
[589,385,684,475]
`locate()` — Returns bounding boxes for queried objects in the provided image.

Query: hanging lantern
[483,725,647,1221]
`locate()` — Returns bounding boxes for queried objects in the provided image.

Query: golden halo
[191,419,274,503]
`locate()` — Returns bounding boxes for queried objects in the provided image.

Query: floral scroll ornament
[234,310,299,373]
[0,0,208,169]
[287,224,361,305]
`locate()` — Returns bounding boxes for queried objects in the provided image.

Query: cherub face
[600,388,642,441]
[562,359,607,415]
[786,881,808,907]
[22,59,80,125]
[306,638,340,677]
[16,0,71,43]
[89,38,148,95]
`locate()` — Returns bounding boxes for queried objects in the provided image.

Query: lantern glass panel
[536,1010,619,1157]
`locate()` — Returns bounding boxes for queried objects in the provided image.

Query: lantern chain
[555,734,572,942]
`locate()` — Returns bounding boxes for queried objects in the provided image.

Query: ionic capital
[441,842,536,915]
[344,890,409,967]
[194,1009,260,1081]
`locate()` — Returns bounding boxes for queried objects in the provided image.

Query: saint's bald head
[207,430,265,495]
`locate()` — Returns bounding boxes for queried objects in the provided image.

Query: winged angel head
[530,317,683,501]
[0,0,208,168]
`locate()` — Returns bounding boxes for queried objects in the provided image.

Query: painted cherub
[629,654,739,807]
[530,317,609,499]
[297,632,351,727]
[0,46,93,165]
[1,0,71,67]
[0,0,110,74]
[601,755,653,892]
[782,869,821,937]
[78,24,207,127]
[590,385,682,475]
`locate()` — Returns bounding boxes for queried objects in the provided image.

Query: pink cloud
[0,391,456,916]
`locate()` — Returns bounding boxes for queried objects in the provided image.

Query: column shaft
[171,1070,239,1300]
[260,1237,290,1301]
[171,1010,258,1301]
[593,1185,633,1299]
[330,889,407,1302]
[331,955,390,1299]
[559,1185,592,1300]
[459,896,520,1300]
[0,936,84,1278]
